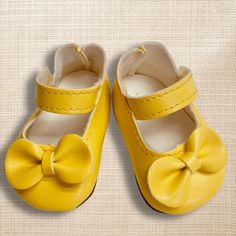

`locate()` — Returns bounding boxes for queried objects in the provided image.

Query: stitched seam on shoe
[128,75,193,104]
[37,104,94,111]
[136,90,197,119]
[36,84,99,95]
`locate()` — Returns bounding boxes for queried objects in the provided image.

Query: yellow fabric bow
[5,134,92,190]
[147,127,227,208]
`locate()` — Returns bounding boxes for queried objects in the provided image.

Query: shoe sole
[76,181,97,208]
[134,177,165,214]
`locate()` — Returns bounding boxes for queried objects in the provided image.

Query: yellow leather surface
[36,79,100,114]
[112,78,227,214]
[147,127,227,209]
[5,134,92,189]
[5,76,110,212]
[126,73,198,120]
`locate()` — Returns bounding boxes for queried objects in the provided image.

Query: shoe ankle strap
[125,73,198,120]
[35,70,100,115]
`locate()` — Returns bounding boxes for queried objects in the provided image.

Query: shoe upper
[112,42,227,214]
[5,43,110,211]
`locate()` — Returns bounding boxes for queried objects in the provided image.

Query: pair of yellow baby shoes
[5,42,227,214]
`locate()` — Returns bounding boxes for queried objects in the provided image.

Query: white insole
[27,70,98,145]
[124,74,195,152]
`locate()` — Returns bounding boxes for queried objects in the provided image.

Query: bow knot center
[41,144,55,152]
[179,152,201,174]
[41,150,55,176]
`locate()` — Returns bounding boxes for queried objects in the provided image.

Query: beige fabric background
[0,0,235,235]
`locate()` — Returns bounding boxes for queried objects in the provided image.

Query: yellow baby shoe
[112,42,227,214]
[5,43,110,211]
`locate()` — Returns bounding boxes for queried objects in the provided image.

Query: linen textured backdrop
[0,0,235,235]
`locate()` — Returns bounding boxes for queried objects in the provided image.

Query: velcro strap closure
[126,73,197,120]
[36,81,100,114]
